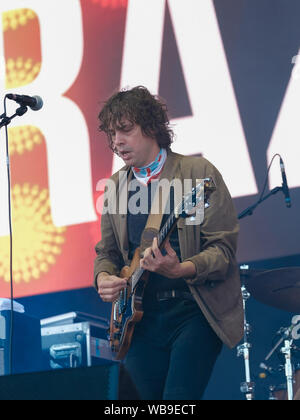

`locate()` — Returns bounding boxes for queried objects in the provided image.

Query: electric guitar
[109,178,216,360]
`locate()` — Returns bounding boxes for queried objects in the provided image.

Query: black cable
[238,153,284,220]
[2,95,14,375]
[258,153,282,203]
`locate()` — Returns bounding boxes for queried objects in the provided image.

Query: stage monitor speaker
[0,363,139,400]
[0,311,42,375]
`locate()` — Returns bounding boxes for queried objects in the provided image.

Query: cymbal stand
[261,324,295,400]
[281,339,294,400]
[237,267,255,400]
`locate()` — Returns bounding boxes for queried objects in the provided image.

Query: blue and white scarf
[132,148,167,186]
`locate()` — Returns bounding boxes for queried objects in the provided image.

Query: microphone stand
[0,105,28,129]
[237,184,284,398]
[238,186,282,220]
[0,102,28,376]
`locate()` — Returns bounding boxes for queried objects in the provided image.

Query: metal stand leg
[281,340,294,401]
[260,321,298,401]
[237,284,255,400]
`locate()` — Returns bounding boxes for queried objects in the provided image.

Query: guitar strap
[139,152,182,257]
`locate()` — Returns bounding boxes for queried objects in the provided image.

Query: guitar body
[109,247,149,360]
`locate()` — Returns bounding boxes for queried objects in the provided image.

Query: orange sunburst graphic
[2,8,36,32]
[0,184,66,284]
[2,8,41,88]
[8,126,43,155]
[5,57,41,89]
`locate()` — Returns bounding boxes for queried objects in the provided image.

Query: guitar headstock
[176,177,216,220]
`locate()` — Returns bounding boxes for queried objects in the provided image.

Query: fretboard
[131,207,180,290]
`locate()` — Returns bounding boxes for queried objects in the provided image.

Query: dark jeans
[124,298,223,400]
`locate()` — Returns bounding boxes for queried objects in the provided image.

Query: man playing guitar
[94,86,243,400]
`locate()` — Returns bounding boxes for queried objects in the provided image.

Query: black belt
[156,290,195,302]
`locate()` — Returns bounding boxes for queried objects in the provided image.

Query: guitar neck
[130,178,215,290]
[157,209,178,248]
[131,209,179,291]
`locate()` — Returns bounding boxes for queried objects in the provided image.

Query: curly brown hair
[98,86,174,152]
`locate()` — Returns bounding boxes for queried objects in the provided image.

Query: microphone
[6,94,43,111]
[279,157,291,208]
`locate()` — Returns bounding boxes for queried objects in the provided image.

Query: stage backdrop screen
[0,0,299,298]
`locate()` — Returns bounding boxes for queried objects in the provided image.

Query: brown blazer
[94,151,244,349]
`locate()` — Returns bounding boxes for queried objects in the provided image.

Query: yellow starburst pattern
[5,57,41,89]
[2,9,36,32]
[0,184,66,284]
[8,126,43,156]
